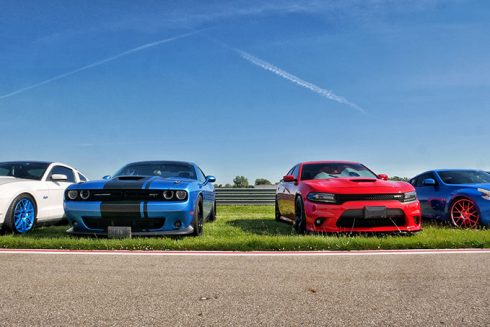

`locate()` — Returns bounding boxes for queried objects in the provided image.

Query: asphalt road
[0,251,488,326]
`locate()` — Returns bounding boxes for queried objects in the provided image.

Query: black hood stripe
[100,176,153,226]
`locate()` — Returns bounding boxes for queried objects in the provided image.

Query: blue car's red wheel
[450,198,479,228]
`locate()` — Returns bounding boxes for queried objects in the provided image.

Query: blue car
[64,161,216,236]
[410,169,490,228]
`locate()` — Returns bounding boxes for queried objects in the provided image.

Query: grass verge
[0,206,489,251]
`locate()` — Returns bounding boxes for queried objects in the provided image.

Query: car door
[415,172,439,219]
[196,167,214,218]
[282,165,300,219]
[46,165,77,220]
[277,166,294,218]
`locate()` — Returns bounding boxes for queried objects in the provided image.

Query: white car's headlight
[477,188,490,200]
[307,192,336,203]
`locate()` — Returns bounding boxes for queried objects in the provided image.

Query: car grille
[335,193,404,204]
[336,209,406,228]
[82,216,165,232]
[85,190,167,202]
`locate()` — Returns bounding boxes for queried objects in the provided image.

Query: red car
[275,161,422,234]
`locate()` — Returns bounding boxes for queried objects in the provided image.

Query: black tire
[191,196,204,236]
[208,200,217,222]
[4,194,37,234]
[294,196,307,234]
[275,197,282,222]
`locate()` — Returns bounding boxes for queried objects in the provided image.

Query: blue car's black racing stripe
[100,176,152,226]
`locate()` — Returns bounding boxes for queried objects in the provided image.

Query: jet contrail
[0,31,198,100]
[236,49,365,113]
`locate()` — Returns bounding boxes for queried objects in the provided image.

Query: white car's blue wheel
[5,194,37,234]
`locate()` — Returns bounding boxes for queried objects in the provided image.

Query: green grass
[1,206,489,251]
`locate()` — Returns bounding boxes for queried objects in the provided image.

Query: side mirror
[283,175,296,182]
[102,175,112,180]
[51,174,68,181]
[206,176,216,183]
[423,178,436,186]
[378,174,389,181]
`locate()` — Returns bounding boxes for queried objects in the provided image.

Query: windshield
[301,163,378,180]
[113,163,196,179]
[438,170,490,184]
[0,162,50,181]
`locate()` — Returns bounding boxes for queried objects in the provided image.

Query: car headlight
[163,190,174,200]
[175,190,187,200]
[80,190,90,200]
[67,190,79,200]
[477,188,490,200]
[403,191,417,203]
[307,192,336,203]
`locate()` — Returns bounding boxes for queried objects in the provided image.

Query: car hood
[303,178,413,194]
[70,176,195,190]
[0,177,33,186]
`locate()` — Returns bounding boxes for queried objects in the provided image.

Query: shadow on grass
[227,218,294,236]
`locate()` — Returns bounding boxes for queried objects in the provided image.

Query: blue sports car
[64,161,216,236]
[410,169,490,228]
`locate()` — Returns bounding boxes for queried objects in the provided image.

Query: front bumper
[303,200,422,233]
[64,200,196,236]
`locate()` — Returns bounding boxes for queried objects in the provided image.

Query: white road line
[0,249,488,256]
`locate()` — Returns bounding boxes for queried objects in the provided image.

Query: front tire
[5,194,37,234]
[191,197,204,236]
[294,196,307,234]
[450,198,480,228]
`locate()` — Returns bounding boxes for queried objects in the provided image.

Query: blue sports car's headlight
[477,188,490,200]
[307,192,336,203]
[403,191,417,203]
[67,190,79,200]
[175,190,187,200]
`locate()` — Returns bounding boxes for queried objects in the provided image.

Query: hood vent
[349,178,377,183]
[117,176,146,181]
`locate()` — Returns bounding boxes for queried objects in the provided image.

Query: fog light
[174,220,182,229]
[315,218,326,226]
[414,216,420,225]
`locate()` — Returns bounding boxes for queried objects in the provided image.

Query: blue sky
[1,0,489,183]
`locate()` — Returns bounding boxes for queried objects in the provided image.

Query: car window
[49,166,76,183]
[78,172,88,182]
[409,177,417,186]
[195,167,206,183]
[291,165,300,179]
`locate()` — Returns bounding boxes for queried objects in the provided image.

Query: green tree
[389,176,409,182]
[233,176,249,188]
[255,178,272,186]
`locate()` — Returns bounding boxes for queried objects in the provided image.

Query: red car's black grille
[336,209,406,228]
[82,216,165,232]
[335,193,404,204]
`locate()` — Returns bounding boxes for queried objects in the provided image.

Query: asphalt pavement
[0,251,488,326]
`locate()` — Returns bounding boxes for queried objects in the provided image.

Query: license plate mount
[364,206,387,219]
[107,226,132,239]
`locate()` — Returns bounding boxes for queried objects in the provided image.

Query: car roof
[413,169,485,178]
[124,161,195,166]
[0,161,53,165]
[300,161,361,165]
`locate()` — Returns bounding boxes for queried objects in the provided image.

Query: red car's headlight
[307,192,336,203]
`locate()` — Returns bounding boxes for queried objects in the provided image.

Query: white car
[0,161,88,234]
